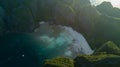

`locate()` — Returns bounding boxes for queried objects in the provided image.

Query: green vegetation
[2,0,120,49]
[43,54,120,67]
[76,54,120,62]
[44,57,74,67]
[96,2,120,18]
[43,40,120,67]
[74,54,120,67]
[1,0,120,66]
[96,41,120,55]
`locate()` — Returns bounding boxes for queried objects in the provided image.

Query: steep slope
[96,41,120,55]
[29,0,120,49]
[91,14,120,48]
[30,0,100,34]
[0,0,101,36]
[96,2,120,18]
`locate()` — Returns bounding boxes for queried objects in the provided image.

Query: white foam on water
[34,22,94,58]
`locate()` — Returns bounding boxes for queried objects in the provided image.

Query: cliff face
[0,0,100,36]
[29,0,120,49]
[96,2,120,18]
[30,0,100,34]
